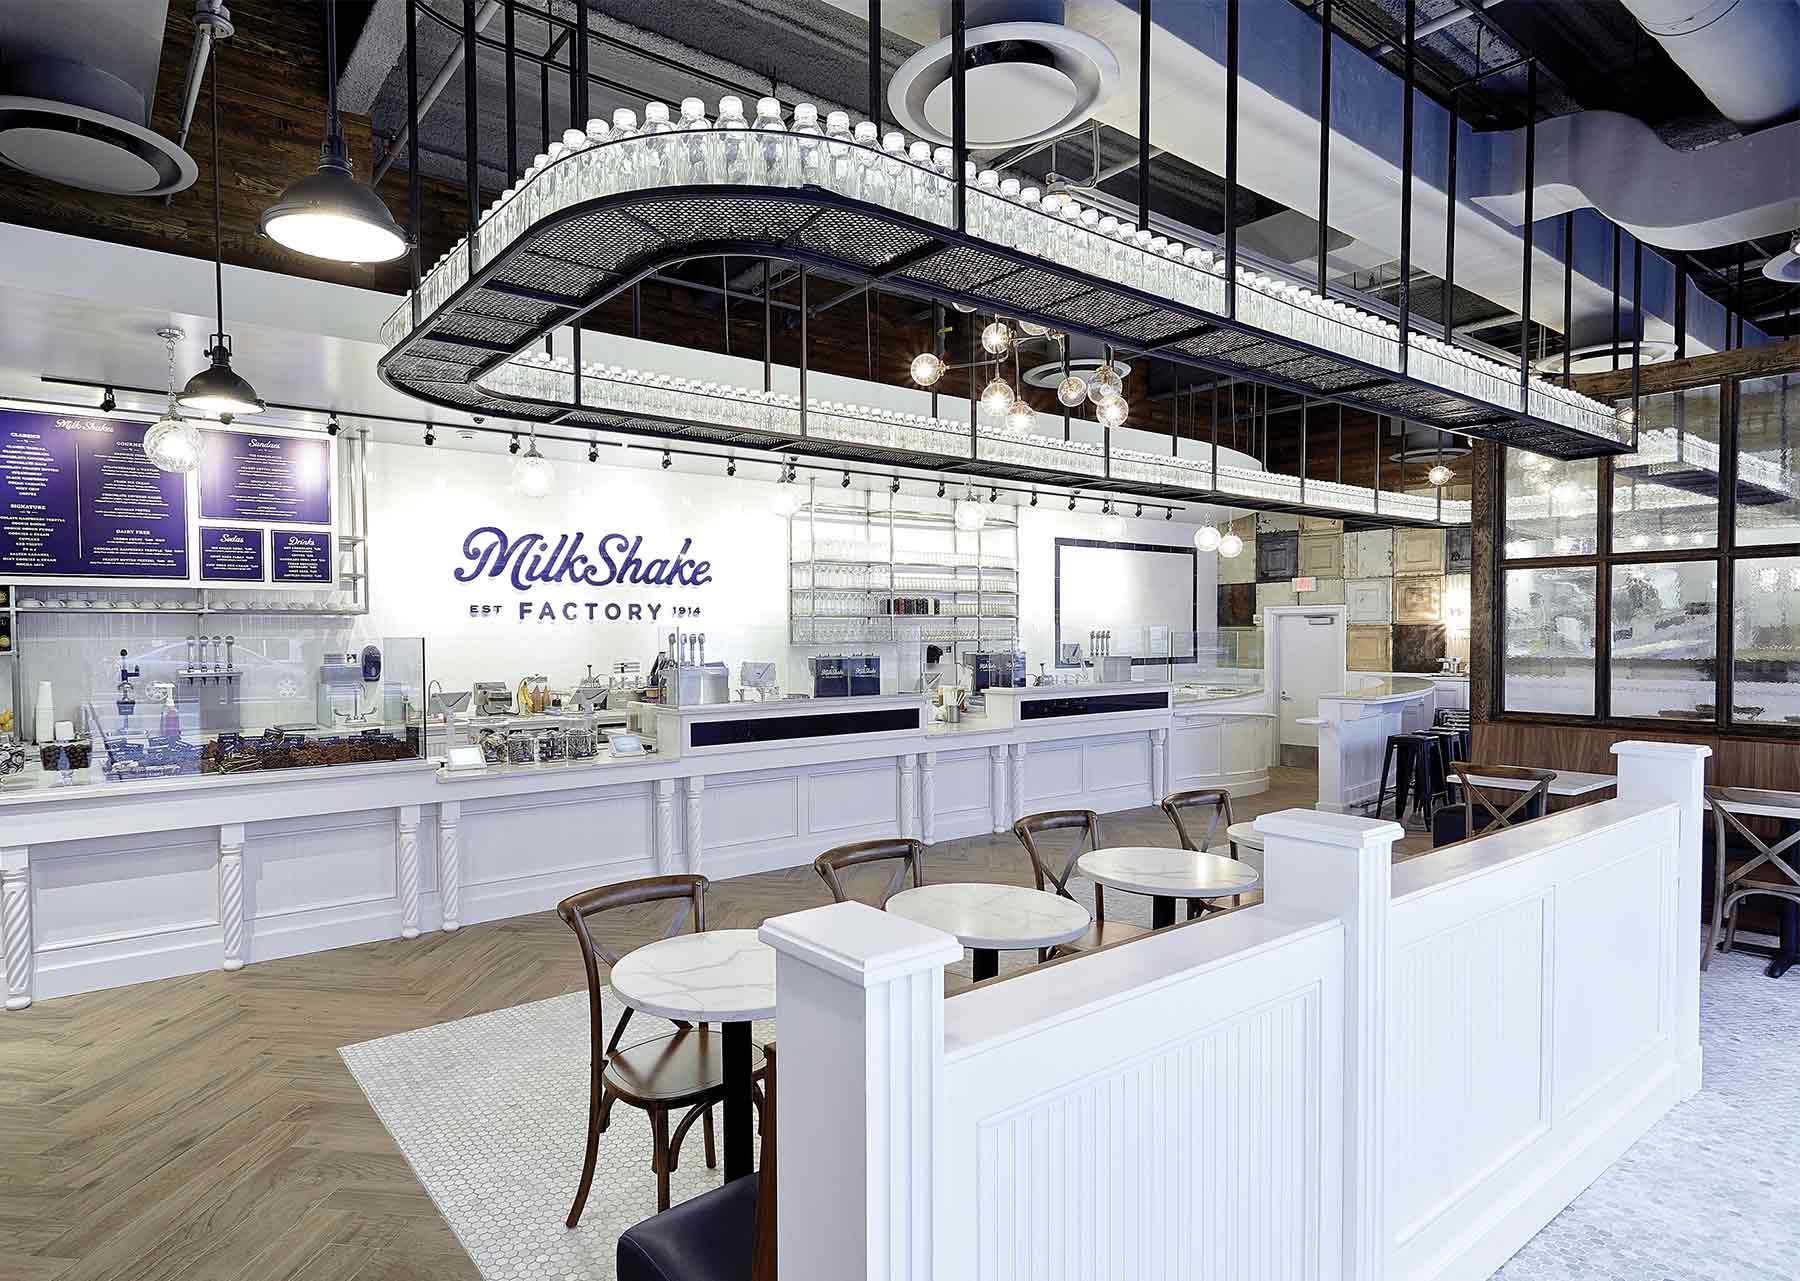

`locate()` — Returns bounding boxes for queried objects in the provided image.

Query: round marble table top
[1226,821,1263,851]
[885,883,1090,951]
[1077,846,1262,898]
[608,928,777,1023]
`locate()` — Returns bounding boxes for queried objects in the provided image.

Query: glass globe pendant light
[1426,462,1453,487]
[261,0,406,263]
[1096,396,1129,429]
[1193,524,1222,552]
[1056,373,1087,407]
[179,54,264,421]
[511,428,555,498]
[981,320,1013,355]
[980,376,1016,417]
[953,484,988,532]
[1099,504,1126,539]
[144,326,206,474]
[771,481,803,516]
[910,351,945,387]
[1086,361,1123,404]
[1217,531,1245,559]
[1005,399,1037,433]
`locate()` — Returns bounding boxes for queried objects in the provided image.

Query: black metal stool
[1375,732,1444,827]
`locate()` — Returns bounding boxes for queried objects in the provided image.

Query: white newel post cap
[1254,808,1406,852]
[760,900,963,986]
[1609,740,1712,765]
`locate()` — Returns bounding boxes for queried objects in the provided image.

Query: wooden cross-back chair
[1012,809,1150,958]
[814,837,926,907]
[1704,787,1800,972]
[1450,763,1554,835]
[1161,788,1239,915]
[558,874,767,1223]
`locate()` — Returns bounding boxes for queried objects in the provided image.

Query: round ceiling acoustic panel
[1533,339,1677,377]
[889,21,1119,149]
[0,97,196,194]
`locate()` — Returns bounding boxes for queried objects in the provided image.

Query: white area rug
[343,929,1796,1281]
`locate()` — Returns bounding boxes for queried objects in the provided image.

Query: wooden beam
[1573,337,1800,401]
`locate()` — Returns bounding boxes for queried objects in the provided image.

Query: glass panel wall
[1612,386,1720,552]
[1503,453,1598,558]
[1608,561,1718,721]
[1732,556,1800,725]
[1736,373,1800,546]
[1501,565,1596,715]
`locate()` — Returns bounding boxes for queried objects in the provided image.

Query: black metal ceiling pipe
[1519,58,1536,390]
[1561,212,1573,384]
[1225,0,1239,320]
[407,0,422,328]
[869,0,881,128]
[951,0,966,234]
[1398,0,1414,376]
[1631,239,1643,428]
[1442,88,1457,336]
[462,0,480,273]
[1317,0,1332,300]
[1138,0,1151,232]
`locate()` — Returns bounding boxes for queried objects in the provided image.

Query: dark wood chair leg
[651,1107,672,1212]
[596,1085,616,1134]
[703,1105,716,1169]
[566,1068,605,1229]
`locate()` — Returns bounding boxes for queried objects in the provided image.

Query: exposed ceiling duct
[1614,0,1800,129]
[0,0,197,195]
[887,0,1119,148]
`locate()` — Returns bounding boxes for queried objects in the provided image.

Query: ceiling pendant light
[772,481,803,516]
[261,0,406,263]
[1005,399,1037,433]
[179,53,263,420]
[953,484,987,531]
[1217,530,1245,559]
[1086,361,1123,404]
[1096,395,1129,428]
[144,326,206,474]
[981,320,1013,355]
[1056,373,1087,407]
[511,428,555,498]
[1100,503,1126,539]
[1193,524,1222,552]
[1427,462,1453,487]
[910,351,945,386]
[979,376,1016,417]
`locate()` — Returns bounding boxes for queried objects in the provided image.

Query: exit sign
[1292,576,1318,592]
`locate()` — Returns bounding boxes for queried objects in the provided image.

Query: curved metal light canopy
[378,132,1629,517]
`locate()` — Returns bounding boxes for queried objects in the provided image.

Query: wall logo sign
[454,526,714,623]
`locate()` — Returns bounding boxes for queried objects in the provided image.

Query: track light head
[508,434,520,455]
[662,449,672,470]
[100,387,116,413]
[841,471,851,488]
[327,414,341,437]
[1164,508,1172,520]
[889,477,900,494]
[727,457,737,477]
[423,429,435,446]
[989,485,998,502]
[937,479,946,498]
[588,445,599,462]
[1029,490,1038,507]
[1069,493,1077,511]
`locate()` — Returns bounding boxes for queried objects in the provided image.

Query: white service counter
[1303,675,1440,813]
[0,683,1274,1010]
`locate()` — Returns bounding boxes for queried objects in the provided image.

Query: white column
[684,776,705,874]
[759,901,962,1281]
[1612,740,1712,1097]
[1007,742,1025,825]
[218,824,246,972]
[1150,726,1167,801]
[898,753,917,839]
[1,847,31,1010]
[1256,807,1403,1281]
[397,805,422,940]
[989,744,1007,833]
[919,752,937,846]
[438,801,462,933]
[654,779,677,874]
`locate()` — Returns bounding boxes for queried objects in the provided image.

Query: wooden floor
[0,770,1422,1281]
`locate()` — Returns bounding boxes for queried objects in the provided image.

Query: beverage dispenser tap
[697,633,706,667]
[224,635,236,672]
[185,634,199,671]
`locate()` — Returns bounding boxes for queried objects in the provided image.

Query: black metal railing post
[951,0,967,233]
[462,0,479,278]
[1317,0,1332,299]
[1225,0,1239,318]
[1398,0,1414,375]
[1519,58,1536,395]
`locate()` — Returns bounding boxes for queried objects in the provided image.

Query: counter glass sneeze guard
[0,620,424,790]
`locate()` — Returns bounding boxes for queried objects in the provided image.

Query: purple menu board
[200,526,265,582]
[199,430,331,525]
[271,529,332,584]
[0,409,188,579]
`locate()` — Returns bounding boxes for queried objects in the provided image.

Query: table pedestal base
[972,948,998,982]
[723,1020,753,1180]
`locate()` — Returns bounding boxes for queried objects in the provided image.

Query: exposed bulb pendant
[180,50,262,421]
[953,486,988,531]
[1005,398,1037,433]
[980,320,1013,355]
[262,0,406,263]
[771,481,803,516]
[1217,530,1245,559]
[1193,524,1222,552]
[1427,462,1453,487]
[979,376,1016,417]
[909,351,945,386]
[1086,361,1123,404]
[1056,373,1087,407]
[1096,395,1129,428]
[511,429,555,498]
[145,326,206,475]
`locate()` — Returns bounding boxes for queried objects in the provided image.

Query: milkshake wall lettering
[454,526,714,624]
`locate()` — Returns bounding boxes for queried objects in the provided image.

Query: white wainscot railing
[761,739,1708,1281]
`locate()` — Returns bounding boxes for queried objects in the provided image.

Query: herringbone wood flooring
[1,772,1408,1281]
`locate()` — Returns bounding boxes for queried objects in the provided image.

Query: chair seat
[617,1173,758,1281]
[1061,918,1154,953]
[604,1028,767,1109]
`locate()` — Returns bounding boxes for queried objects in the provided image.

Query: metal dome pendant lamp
[261,0,406,264]
[178,54,263,422]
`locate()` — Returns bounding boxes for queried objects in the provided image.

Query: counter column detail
[654,781,677,875]
[898,754,917,839]
[2,848,31,1010]
[1151,728,1168,801]
[919,753,937,846]
[397,806,422,940]
[438,802,462,933]
[684,777,705,875]
[1007,744,1026,829]
[989,746,1008,834]
[218,825,245,972]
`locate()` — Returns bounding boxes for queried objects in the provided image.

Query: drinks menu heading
[0,409,189,579]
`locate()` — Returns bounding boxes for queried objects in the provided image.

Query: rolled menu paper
[34,681,53,744]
